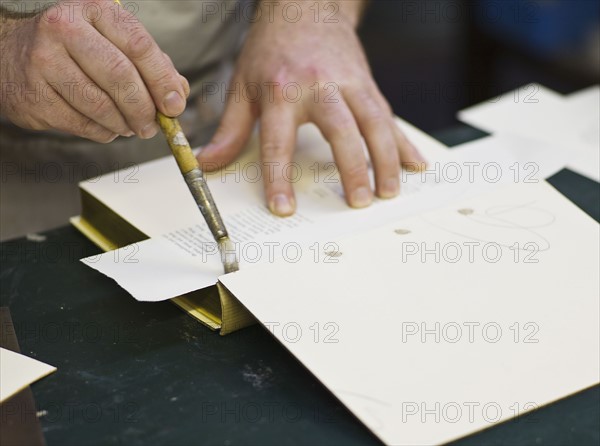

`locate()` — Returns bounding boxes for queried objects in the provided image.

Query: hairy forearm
[0,8,21,48]
[0,4,41,20]
[0,9,32,118]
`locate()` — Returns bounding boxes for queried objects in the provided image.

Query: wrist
[329,0,368,28]
[255,1,368,29]
[0,15,24,118]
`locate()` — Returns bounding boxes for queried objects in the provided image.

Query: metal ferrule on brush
[183,169,228,240]
[183,169,239,273]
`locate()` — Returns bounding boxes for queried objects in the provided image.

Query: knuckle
[40,8,86,39]
[25,115,49,131]
[151,68,178,90]
[76,116,95,135]
[304,64,329,82]
[127,100,156,127]
[97,133,116,143]
[361,108,386,128]
[271,68,290,86]
[343,160,369,180]
[261,141,288,160]
[51,63,70,81]
[265,82,286,105]
[342,77,368,92]
[126,29,154,59]
[40,110,66,131]
[91,94,116,121]
[271,90,287,106]
[38,13,66,33]
[80,119,113,142]
[355,93,385,122]
[116,7,138,25]
[138,101,157,120]
[331,114,356,133]
[29,45,53,68]
[108,55,135,79]
[181,76,190,97]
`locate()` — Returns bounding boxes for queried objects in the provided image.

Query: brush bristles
[218,237,239,273]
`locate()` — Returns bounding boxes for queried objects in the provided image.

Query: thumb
[196,87,256,171]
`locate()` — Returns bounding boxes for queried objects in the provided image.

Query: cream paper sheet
[458,84,600,182]
[0,347,56,403]
[219,180,600,446]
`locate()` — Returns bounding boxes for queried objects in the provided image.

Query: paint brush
[156,112,239,273]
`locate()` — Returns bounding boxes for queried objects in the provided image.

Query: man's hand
[0,0,189,142]
[197,0,424,216]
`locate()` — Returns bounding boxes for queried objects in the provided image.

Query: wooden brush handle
[156,112,199,174]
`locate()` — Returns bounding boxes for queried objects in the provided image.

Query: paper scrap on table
[565,86,600,180]
[458,84,600,182]
[219,181,600,446]
[0,347,56,403]
[451,131,569,180]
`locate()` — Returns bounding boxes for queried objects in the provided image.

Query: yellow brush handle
[156,112,199,174]
[155,111,239,272]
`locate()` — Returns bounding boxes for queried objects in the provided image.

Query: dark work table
[1,125,599,446]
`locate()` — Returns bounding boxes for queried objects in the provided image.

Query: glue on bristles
[218,236,239,273]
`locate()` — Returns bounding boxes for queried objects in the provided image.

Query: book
[72,118,452,334]
[73,117,570,335]
[71,203,250,334]
[70,164,254,333]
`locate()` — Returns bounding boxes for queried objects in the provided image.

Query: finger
[179,75,190,99]
[392,121,427,171]
[63,26,159,139]
[344,87,400,199]
[196,81,256,170]
[309,101,373,208]
[163,52,190,98]
[259,105,297,216]
[372,90,427,170]
[93,4,187,117]
[42,93,118,143]
[44,54,132,136]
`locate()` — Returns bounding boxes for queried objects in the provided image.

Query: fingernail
[122,130,135,137]
[200,143,216,154]
[163,91,185,116]
[404,150,427,171]
[380,177,399,198]
[409,160,427,172]
[140,122,158,139]
[350,187,372,208]
[413,146,427,166]
[269,194,295,216]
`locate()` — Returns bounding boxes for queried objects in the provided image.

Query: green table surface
[1,125,598,446]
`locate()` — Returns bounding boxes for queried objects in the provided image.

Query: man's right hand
[0,0,189,142]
